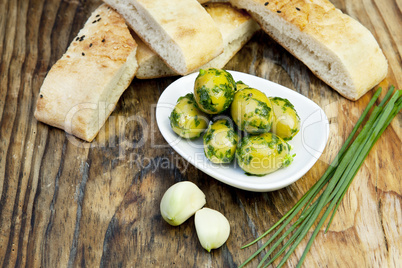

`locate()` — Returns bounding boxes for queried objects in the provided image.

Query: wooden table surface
[0,0,401,267]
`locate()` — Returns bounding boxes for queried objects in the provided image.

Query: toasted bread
[35,4,138,142]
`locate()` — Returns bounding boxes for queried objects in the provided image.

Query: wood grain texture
[0,0,400,267]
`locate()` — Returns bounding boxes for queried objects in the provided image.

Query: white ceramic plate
[156,71,329,192]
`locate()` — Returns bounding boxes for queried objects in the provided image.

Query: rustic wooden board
[0,0,401,267]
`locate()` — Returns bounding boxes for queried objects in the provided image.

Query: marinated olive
[194,68,236,114]
[230,88,274,134]
[236,132,294,175]
[203,119,239,164]
[169,93,209,139]
[269,97,300,141]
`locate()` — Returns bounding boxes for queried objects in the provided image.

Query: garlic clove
[194,208,230,252]
[160,181,206,226]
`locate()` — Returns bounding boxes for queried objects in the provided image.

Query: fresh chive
[240,86,401,267]
[324,86,397,232]
[378,85,395,107]
[297,89,401,267]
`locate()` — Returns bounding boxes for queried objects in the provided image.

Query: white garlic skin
[194,208,230,252]
[160,181,206,226]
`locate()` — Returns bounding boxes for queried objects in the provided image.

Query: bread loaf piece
[103,0,224,75]
[135,2,260,79]
[34,4,138,142]
[229,0,388,100]
[134,35,175,79]
[201,3,259,69]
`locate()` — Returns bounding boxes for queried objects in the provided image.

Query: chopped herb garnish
[212,86,220,94]
[264,2,269,6]
[226,129,234,140]
[82,52,85,56]
[221,119,231,128]
[282,154,295,167]
[244,155,253,165]
[267,135,279,148]
[205,144,216,158]
[296,7,301,11]
[169,109,181,128]
[102,38,105,42]
[197,86,217,113]
[40,94,43,98]
[194,115,200,127]
[177,93,195,103]
[89,43,93,47]
[277,143,283,154]
[203,128,214,144]
[291,127,299,134]
[214,69,222,76]
[277,10,282,13]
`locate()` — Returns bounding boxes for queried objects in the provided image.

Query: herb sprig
[240,86,402,268]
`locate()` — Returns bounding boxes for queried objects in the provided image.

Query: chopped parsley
[197,85,217,113]
[203,128,215,143]
[177,93,195,104]
[169,109,181,128]
[277,143,284,154]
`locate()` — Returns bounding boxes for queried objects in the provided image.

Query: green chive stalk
[240,86,401,268]
[296,89,402,267]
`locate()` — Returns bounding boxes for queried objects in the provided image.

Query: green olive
[236,133,294,175]
[269,97,300,141]
[203,119,239,164]
[169,93,209,139]
[230,88,274,134]
[194,68,236,114]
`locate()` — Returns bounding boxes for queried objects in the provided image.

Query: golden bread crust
[230,0,388,100]
[204,2,253,42]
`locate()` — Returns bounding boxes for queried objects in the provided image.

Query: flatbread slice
[229,0,388,100]
[35,4,138,142]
